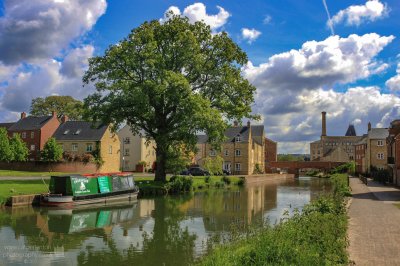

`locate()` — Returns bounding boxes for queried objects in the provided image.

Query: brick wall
[0,161,99,173]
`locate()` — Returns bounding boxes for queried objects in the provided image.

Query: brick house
[354,136,367,174]
[387,119,400,185]
[265,137,277,169]
[52,119,120,172]
[7,112,60,160]
[195,121,265,175]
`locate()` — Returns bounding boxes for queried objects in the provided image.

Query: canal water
[0,176,330,266]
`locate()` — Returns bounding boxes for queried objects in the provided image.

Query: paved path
[348,177,400,265]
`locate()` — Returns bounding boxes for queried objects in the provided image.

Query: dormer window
[235,135,241,142]
[74,129,81,135]
[63,130,70,135]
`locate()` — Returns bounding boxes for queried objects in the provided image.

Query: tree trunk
[155,146,167,182]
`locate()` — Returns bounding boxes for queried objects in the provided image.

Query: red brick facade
[355,143,366,174]
[265,137,277,164]
[8,113,60,160]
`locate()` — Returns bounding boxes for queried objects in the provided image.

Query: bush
[205,175,211,183]
[371,169,390,183]
[165,175,193,193]
[237,176,246,186]
[82,153,94,164]
[222,175,231,185]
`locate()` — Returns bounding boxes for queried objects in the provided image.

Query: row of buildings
[310,112,400,185]
[0,112,278,175]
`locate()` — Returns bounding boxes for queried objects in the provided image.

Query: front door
[223,162,231,173]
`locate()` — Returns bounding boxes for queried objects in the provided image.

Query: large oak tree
[83,15,257,182]
[30,95,84,120]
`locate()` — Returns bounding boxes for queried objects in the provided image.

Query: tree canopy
[9,134,29,162]
[41,138,63,162]
[30,95,85,120]
[83,15,257,181]
[0,128,12,162]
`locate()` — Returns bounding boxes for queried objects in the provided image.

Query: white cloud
[241,28,262,44]
[243,33,394,94]
[0,0,107,65]
[161,3,230,30]
[331,0,388,27]
[0,45,95,113]
[386,62,400,92]
[263,15,272,25]
[243,33,396,153]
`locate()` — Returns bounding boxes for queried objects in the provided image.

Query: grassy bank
[198,174,350,265]
[0,180,49,204]
[0,170,72,177]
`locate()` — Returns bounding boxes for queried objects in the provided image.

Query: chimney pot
[368,122,371,132]
[21,112,26,119]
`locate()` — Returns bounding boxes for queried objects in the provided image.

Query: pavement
[348,177,400,265]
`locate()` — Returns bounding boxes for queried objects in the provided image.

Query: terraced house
[7,112,60,160]
[195,121,265,175]
[52,118,120,172]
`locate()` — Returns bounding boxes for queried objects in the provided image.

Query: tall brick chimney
[321,111,327,137]
[61,115,68,123]
[21,112,26,119]
[368,122,371,132]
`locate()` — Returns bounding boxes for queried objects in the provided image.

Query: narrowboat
[41,172,139,207]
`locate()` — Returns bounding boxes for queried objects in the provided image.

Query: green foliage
[165,175,194,193]
[165,146,192,174]
[277,154,304,162]
[222,175,231,185]
[83,15,257,182]
[204,175,211,183]
[330,161,355,175]
[90,141,104,166]
[199,174,350,265]
[253,163,263,174]
[203,156,224,175]
[371,169,390,183]
[237,177,246,186]
[0,128,12,162]
[30,95,85,120]
[41,138,63,162]
[9,134,28,162]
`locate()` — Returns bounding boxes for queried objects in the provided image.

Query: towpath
[348,177,400,265]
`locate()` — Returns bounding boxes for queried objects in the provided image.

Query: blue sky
[0,0,399,153]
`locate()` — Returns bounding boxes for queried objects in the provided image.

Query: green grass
[0,180,49,204]
[394,203,400,209]
[0,170,72,177]
[198,173,349,265]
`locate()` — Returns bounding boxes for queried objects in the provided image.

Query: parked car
[180,167,210,176]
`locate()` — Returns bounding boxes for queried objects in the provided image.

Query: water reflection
[0,176,330,265]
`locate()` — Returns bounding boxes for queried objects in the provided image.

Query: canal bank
[0,175,328,265]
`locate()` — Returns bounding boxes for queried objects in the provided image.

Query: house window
[86,144,93,152]
[22,132,26,138]
[124,137,130,144]
[209,150,216,156]
[377,140,384,146]
[377,153,384,160]
[224,150,229,156]
[109,145,113,154]
[235,149,241,156]
[124,148,130,156]
[30,145,35,151]
[31,132,34,138]
[235,135,241,142]
[235,163,241,171]
[72,143,78,151]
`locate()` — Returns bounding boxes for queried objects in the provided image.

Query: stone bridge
[267,161,345,177]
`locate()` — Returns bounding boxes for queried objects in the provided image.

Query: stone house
[52,118,120,172]
[365,127,389,172]
[117,125,156,172]
[7,112,60,161]
[195,122,265,175]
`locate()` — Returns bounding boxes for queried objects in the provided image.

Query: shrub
[63,152,74,162]
[166,175,193,193]
[204,175,211,183]
[253,163,263,174]
[82,153,94,164]
[371,169,389,183]
[41,137,63,162]
[237,176,246,186]
[214,181,225,188]
[222,175,231,185]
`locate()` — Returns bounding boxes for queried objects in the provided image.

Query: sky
[0,0,399,154]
